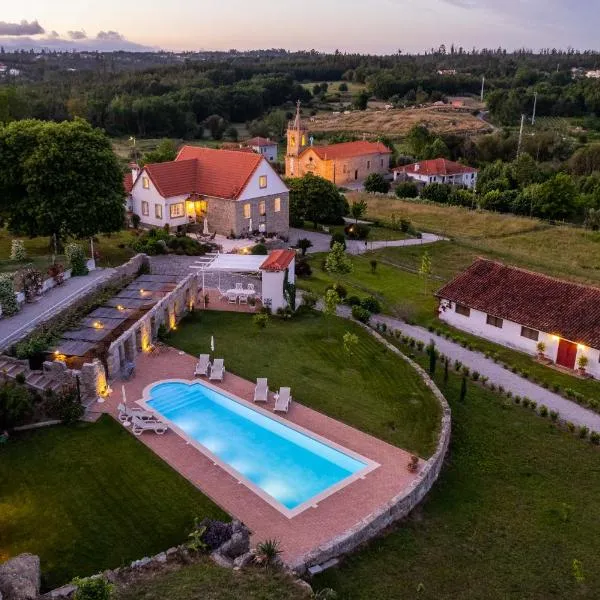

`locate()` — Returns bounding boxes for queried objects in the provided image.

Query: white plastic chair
[227,292,237,304]
[235,282,243,290]
[247,283,255,292]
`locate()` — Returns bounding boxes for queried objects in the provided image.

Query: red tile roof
[123,172,133,194]
[304,141,391,161]
[246,137,277,147]
[393,158,477,176]
[437,258,600,348]
[137,146,265,200]
[260,249,296,272]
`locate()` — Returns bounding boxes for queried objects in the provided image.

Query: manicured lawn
[0,416,227,590]
[114,560,307,600]
[167,310,441,458]
[314,345,600,599]
[298,221,411,242]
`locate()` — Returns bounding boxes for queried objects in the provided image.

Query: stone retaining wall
[291,325,452,574]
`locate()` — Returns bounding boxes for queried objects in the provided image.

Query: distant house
[285,102,392,185]
[393,158,478,189]
[585,70,600,79]
[246,137,278,162]
[437,259,600,377]
[124,146,289,236]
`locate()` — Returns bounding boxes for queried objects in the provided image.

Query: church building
[285,103,392,186]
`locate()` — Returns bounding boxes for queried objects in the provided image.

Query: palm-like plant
[254,538,282,569]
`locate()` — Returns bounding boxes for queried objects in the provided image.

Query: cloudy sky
[1,0,597,53]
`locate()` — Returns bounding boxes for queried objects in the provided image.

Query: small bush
[514,395,521,404]
[394,181,419,199]
[65,243,89,276]
[511,365,518,373]
[0,274,19,316]
[46,385,83,424]
[567,421,575,433]
[330,232,346,250]
[522,398,530,408]
[590,432,600,445]
[250,243,268,255]
[325,283,347,300]
[0,382,34,429]
[578,425,589,439]
[416,340,425,352]
[253,313,269,329]
[471,371,480,381]
[550,410,559,422]
[461,365,470,377]
[360,296,381,314]
[295,259,312,278]
[539,405,549,417]
[530,401,537,410]
[521,370,529,379]
[255,538,282,569]
[552,383,561,393]
[498,385,505,394]
[345,295,361,307]
[130,213,141,228]
[351,305,371,324]
[301,291,318,309]
[454,360,462,371]
[10,239,27,261]
[72,576,113,600]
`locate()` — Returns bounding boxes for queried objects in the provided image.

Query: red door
[556,339,578,369]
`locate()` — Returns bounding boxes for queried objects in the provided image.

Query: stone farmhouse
[285,103,392,185]
[124,146,289,236]
[437,258,600,378]
[393,158,478,189]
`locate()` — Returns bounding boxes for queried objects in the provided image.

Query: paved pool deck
[94,350,420,568]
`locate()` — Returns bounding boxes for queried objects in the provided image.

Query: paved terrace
[95,351,421,568]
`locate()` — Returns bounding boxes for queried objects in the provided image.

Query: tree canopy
[0,119,125,243]
[286,173,348,227]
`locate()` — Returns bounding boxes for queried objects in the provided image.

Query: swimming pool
[143,380,377,517]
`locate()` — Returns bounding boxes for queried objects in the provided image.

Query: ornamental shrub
[250,243,268,255]
[72,576,114,600]
[18,267,43,303]
[344,223,370,240]
[10,239,27,261]
[0,274,19,316]
[590,432,600,445]
[46,385,84,424]
[325,283,347,299]
[0,382,35,429]
[301,291,318,309]
[253,313,268,329]
[351,305,371,324]
[329,232,346,250]
[360,295,381,314]
[295,259,312,278]
[395,181,419,199]
[550,410,559,422]
[65,243,89,276]
[539,405,549,417]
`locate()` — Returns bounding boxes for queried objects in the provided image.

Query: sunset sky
[1,0,597,53]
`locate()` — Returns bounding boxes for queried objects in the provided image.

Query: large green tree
[0,119,125,245]
[286,173,348,227]
[140,139,178,166]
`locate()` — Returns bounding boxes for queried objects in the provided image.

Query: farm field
[357,194,600,285]
[307,106,492,137]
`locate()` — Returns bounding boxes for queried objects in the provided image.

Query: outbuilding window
[170,202,185,218]
[243,203,251,219]
[520,326,539,341]
[274,197,281,212]
[141,201,149,216]
[155,204,163,219]
[259,200,266,216]
[455,303,470,317]
[486,314,503,328]
[259,175,267,189]
[142,177,150,189]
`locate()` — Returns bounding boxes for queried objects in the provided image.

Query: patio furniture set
[194,354,225,381]
[218,283,257,305]
[117,403,169,436]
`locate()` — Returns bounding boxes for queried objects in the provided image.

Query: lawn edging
[291,323,451,575]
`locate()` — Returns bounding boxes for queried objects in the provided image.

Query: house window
[259,175,267,189]
[243,203,251,219]
[486,314,503,328]
[170,202,185,219]
[142,177,149,189]
[155,204,163,219]
[521,326,539,341]
[141,201,149,216]
[259,200,266,216]
[455,303,470,317]
[367,160,371,169]
[381,159,384,167]
[274,197,281,212]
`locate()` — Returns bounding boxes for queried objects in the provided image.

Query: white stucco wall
[439,299,600,378]
[394,171,478,189]
[238,159,288,200]
[261,270,286,311]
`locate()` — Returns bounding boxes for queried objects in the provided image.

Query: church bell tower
[285,100,309,177]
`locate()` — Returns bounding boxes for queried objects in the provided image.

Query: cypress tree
[460,375,467,402]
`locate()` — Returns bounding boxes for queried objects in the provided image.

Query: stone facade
[295,148,390,186]
[233,192,290,237]
[290,324,452,575]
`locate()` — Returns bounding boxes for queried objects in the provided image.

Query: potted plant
[48,263,65,286]
[536,341,546,360]
[248,296,257,311]
[407,455,420,473]
[577,354,589,376]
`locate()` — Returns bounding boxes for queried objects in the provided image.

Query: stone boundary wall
[105,273,198,380]
[291,324,452,574]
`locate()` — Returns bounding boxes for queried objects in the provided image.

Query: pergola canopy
[191,253,266,273]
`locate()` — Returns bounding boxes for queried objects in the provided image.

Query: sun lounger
[194,354,211,377]
[131,415,168,436]
[117,403,155,423]
[254,378,269,403]
[273,387,292,413]
[209,358,225,381]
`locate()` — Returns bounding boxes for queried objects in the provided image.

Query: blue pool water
[147,381,367,511]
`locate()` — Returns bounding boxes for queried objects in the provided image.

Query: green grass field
[0,417,227,590]
[314,344,600,599]
[167,310,441,458]
[114,560,307,600]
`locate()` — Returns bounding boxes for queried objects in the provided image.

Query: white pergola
[190,253,265,303]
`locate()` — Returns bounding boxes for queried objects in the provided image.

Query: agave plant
[254,538,282,569]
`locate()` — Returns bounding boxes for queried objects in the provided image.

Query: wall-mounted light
[578,344,586,351]
[93,321,104,329]
[117,304,124,311]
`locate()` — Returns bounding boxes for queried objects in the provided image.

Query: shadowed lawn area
[0,416,227,590]
[314,344,600,599]
[114,560,308,600]
[0,229,136,274]
[167,310,441,458]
